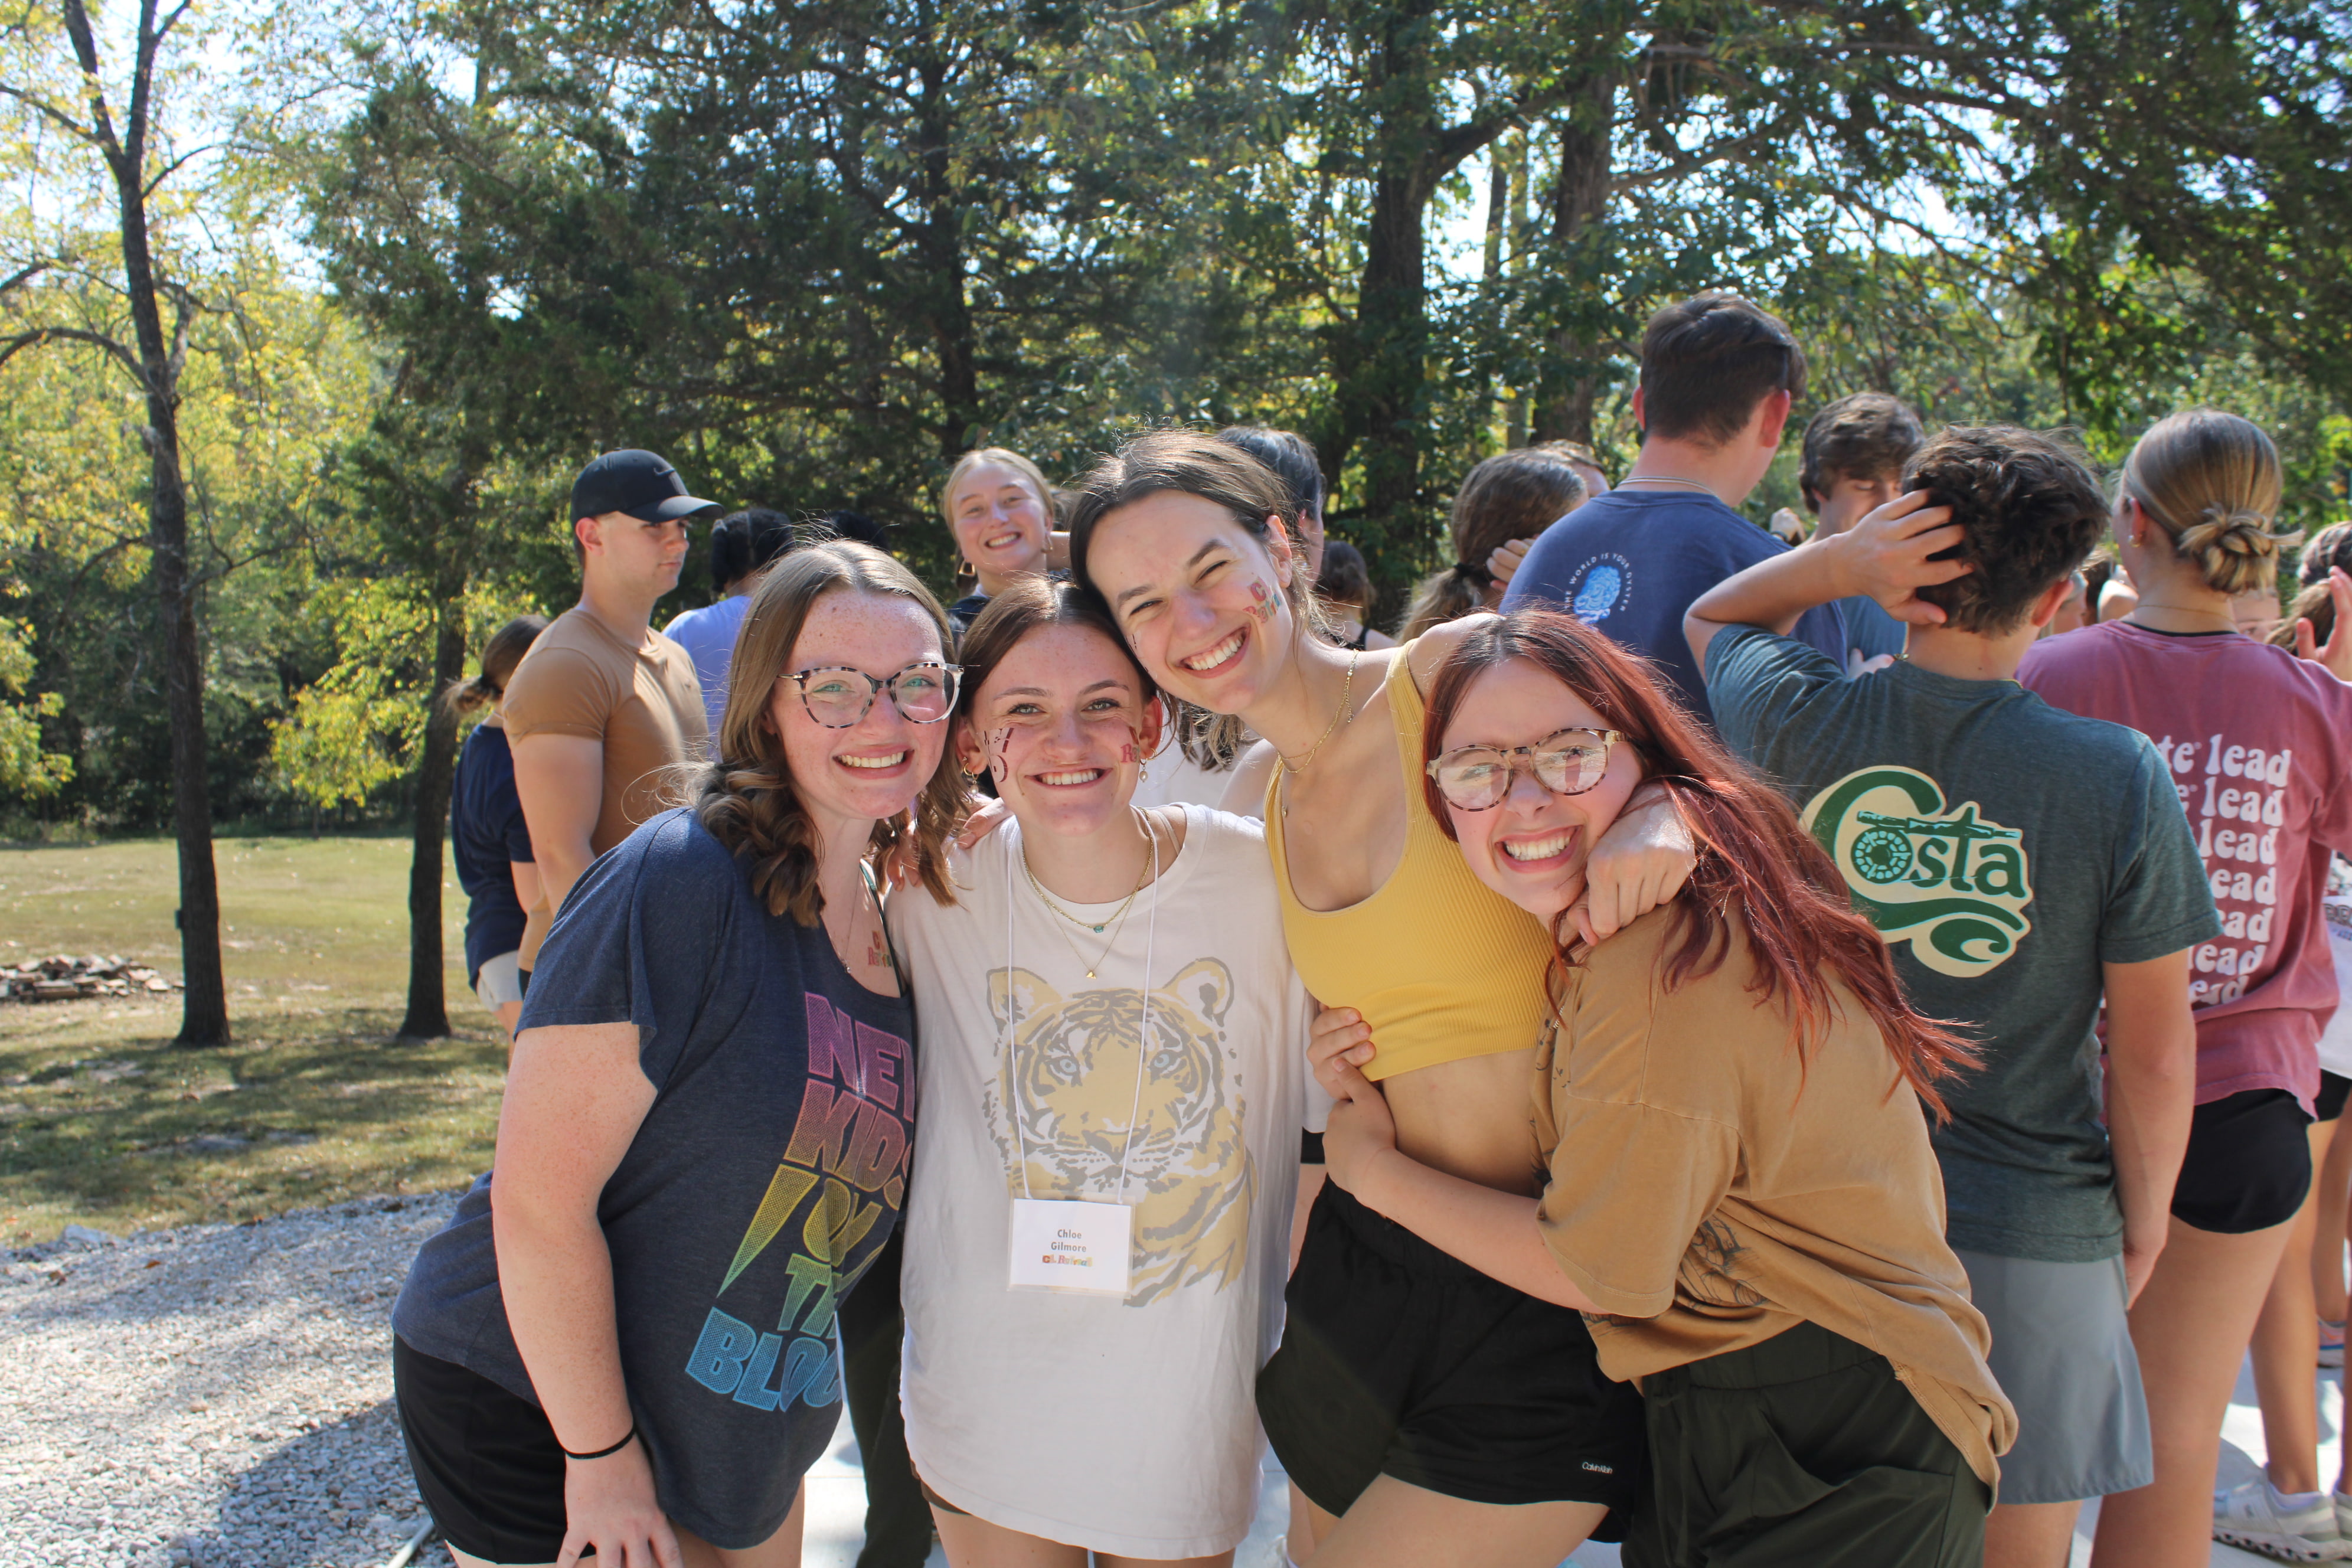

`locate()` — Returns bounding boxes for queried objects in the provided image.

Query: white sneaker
[2214,1476,2351,1562]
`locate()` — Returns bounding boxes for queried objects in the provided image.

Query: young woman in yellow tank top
[1065,431,1694,1568]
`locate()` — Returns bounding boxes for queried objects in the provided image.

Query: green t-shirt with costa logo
[1707,626,2220,1263]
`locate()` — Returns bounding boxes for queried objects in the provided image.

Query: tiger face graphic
[986,958,1253,1306]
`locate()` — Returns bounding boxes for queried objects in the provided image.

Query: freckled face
[1086,491,1297,716]
[955,623,1162,841]
[1436,658,1643,923]
[770,591,951,829]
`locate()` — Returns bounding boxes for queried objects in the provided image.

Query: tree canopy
[1,0,2346,852]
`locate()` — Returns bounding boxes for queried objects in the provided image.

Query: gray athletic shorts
[473,950,524,1012]
[1954,1248,2152,1504]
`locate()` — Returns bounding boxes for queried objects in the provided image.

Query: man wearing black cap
[505,450,716,974]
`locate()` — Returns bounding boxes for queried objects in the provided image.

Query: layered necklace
[1021,809,1163,979]
[1276,651,1366,819]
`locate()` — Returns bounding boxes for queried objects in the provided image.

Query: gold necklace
[825,867,885,975]
[1021,815,1159,978]
[1278,651,1361,778]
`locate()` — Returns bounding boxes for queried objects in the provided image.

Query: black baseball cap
[570,449,718,524]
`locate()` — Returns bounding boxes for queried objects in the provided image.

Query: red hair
[1422,609,1975,1118]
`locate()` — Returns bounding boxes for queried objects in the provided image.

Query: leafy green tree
[0,0,259,1043]
[291,8,591,1038]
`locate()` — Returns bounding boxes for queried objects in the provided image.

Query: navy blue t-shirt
[393,809,916,1549]
[1837,594,1909,667]
[449,720,534,988]
[1500,489,1845,726]
[947,591,991,639]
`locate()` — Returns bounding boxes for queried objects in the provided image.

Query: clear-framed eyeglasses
[779,662,962,727]
[1426,727,1625,812]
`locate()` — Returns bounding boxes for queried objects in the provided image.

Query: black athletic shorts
[1626,1319,1988,1568]
[393,1335,579,1562]
[2320,1070,2351,1124]
[2170,1088,2313,1234]
[1256,1183,1645,1528]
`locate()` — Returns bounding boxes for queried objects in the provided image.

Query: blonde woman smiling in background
[941,448,1059,635]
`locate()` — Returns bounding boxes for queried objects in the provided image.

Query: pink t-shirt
[2020,621,2352,1109]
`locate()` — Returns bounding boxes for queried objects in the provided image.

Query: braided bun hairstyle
[2121,409,2288,598]
[436,615,548,722]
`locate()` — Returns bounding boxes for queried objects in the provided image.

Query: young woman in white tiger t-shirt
[889,575,1312,1567]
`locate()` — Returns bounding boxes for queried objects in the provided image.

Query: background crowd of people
[402,288,2352,1568]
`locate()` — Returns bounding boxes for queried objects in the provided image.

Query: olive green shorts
[1624,1319,1990,1568]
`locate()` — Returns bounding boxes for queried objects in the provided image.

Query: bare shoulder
[1404,611,1499,694]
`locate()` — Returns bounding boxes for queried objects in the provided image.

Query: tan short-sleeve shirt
[502,606,708,956]
[1534,903,2017,1490]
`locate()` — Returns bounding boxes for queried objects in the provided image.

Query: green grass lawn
[0,835,508,1246]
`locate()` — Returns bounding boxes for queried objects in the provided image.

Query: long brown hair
[436,614,548,721]
[1422,609,1974,1117]
[694,541,963,921]
[1399,450,1586,642]
[955,575,1158,714]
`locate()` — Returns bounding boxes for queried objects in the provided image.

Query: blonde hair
[2121,409,2289,597]
[940,448,1058,565]
[694,541,962,920]
[436,615,548,722]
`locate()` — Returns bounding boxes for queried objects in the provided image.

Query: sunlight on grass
[0,835,506,1244]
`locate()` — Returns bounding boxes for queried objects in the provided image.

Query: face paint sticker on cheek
[1246,579,1278,625]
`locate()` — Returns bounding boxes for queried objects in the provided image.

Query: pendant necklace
[1021,812,1159,978]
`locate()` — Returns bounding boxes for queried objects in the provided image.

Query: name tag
[1008,1197,1133,1298]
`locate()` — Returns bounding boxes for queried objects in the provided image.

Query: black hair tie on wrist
[560,1422,638,1462]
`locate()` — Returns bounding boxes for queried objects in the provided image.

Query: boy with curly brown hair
[1684,426,2220,1568]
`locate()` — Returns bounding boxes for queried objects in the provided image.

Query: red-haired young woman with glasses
[1309,607,2014,1568]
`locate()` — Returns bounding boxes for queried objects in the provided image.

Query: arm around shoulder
[1404,611,1495,694]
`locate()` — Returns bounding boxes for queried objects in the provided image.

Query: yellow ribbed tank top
[1265,642,1559,1081]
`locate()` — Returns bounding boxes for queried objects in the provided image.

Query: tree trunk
[1534,74,1616,448]
[70,0,228,1046]
[913,35,979,458]
[1326,0,1448,587]
[1350,164,1433,546]
[400,570,469,1040]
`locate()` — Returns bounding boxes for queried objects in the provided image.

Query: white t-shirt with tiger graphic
[891,803,1312,1557]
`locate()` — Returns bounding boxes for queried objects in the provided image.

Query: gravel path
[0,1194,458,1568]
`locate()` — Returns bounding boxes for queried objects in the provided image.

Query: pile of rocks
[1,953,181,1003]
